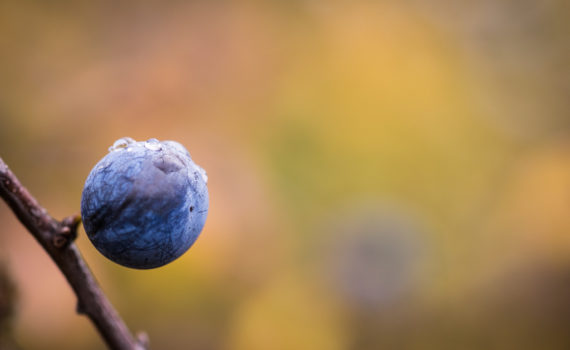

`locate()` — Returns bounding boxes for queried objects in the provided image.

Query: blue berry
[80,137,209,269]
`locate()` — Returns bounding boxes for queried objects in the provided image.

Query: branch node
[62,214,82,230]
[53,214,81,248]
[52,234,68,248]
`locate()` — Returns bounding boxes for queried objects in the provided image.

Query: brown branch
[0,157,148,350]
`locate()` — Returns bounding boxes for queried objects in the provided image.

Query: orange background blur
[1,1,569,349]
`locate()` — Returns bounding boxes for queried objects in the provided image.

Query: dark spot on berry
[189,206,194,212]
[153,155,182,174]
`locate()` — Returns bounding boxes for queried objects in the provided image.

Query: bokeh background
[1,1,569,349]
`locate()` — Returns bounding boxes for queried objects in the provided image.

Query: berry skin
[80,138,209,269]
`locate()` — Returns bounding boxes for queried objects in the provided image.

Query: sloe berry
[80,137,209,269]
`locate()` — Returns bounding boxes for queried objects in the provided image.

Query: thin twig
[0,157,148,350]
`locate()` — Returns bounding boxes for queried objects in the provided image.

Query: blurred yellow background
[1,1,569,349]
